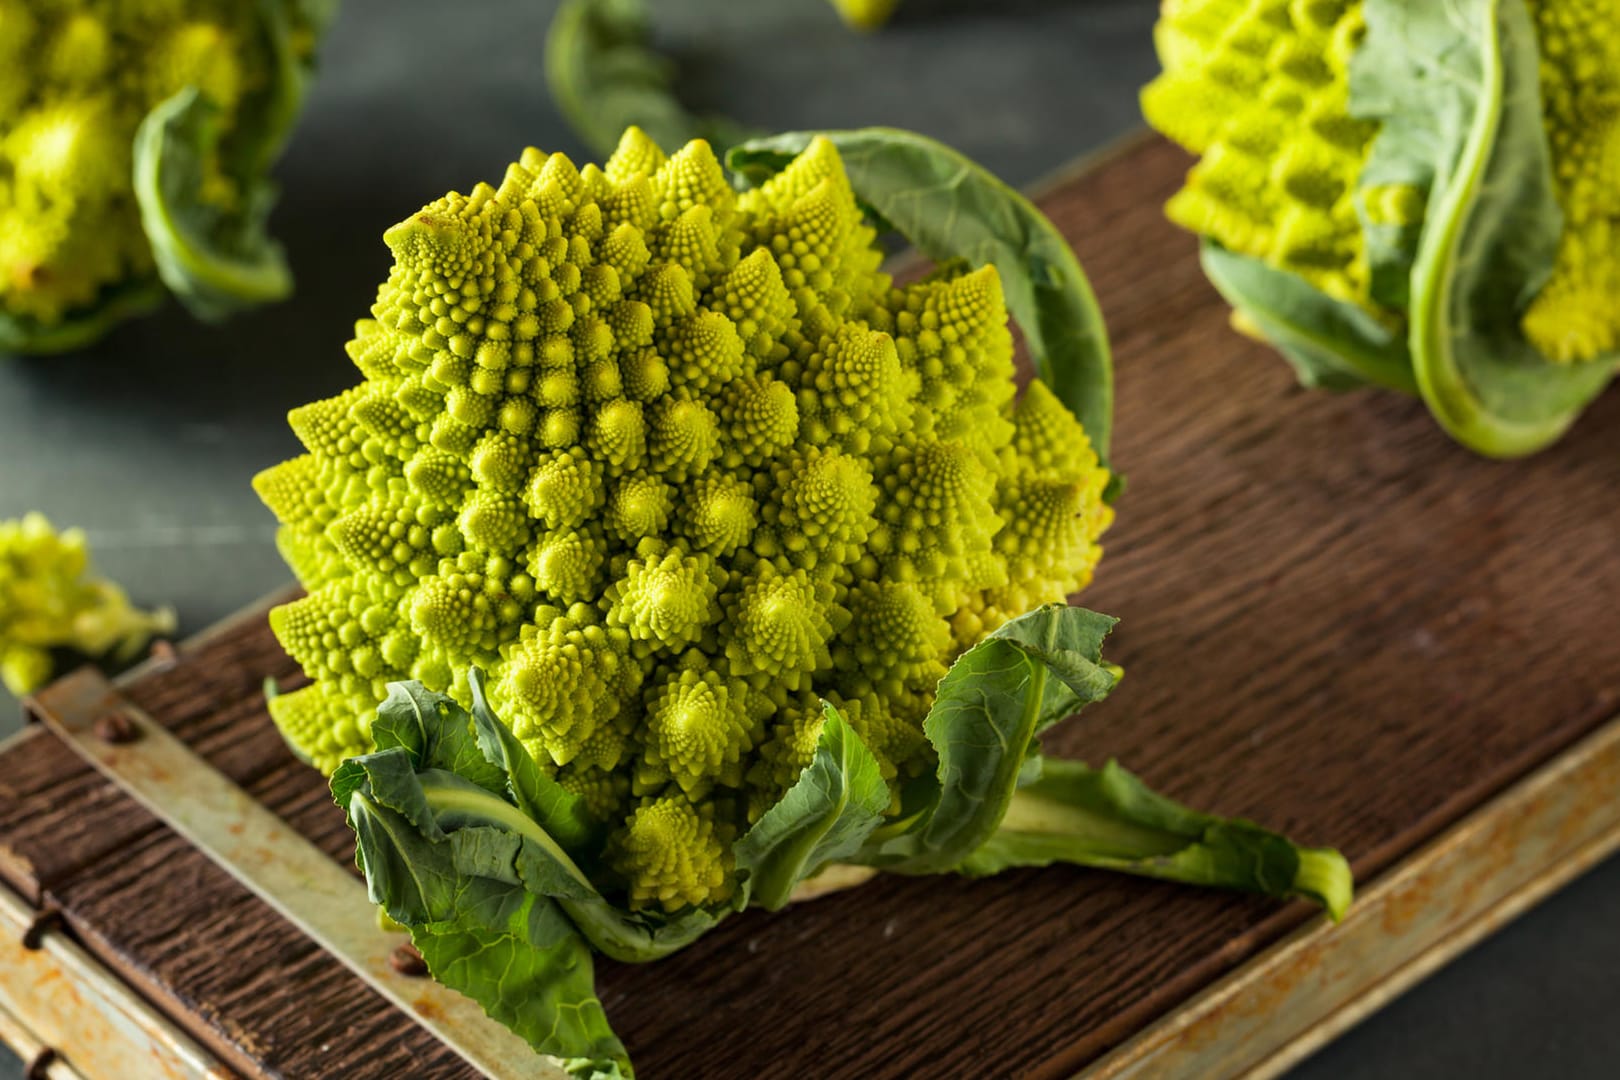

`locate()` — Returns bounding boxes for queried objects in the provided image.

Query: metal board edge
[0,999,83,1080]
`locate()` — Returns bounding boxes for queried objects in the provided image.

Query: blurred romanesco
[0,0,333,354]
[1142,0,1382,312]
[1141,0,1620,456]
[0,513,175,695]
[255,129,1112,911]
[1144,0,1620,360]
[827,0,902,31]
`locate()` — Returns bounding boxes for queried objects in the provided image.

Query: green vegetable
[341,620,1348,1077]
[1142,0,1620,456]
[256,127,1119,898]
[545,0,756,159]
[0,513,175,695]
[544,0,911,166]
[252,124,1348,1076]
[0,0,335,354]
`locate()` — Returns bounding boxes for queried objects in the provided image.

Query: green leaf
[413,890,628,1080]
[347,792,629,1074]
[467,668,598,856]
[960,758,1352,921]
[1200,241,1416,394]
[132,88,295,321]
[866,604,1121,873]
[346,716,727,965]
[356,749,444,838]
[988,605,1119,733]
[855,605,1348,923]
[285,0,340,40]
[448,827,599,902]
[728,129,1116,465]
[1358,0,1617,456]
[416,769,599,899]
[735,704,891,911]
[240,0,322,177]
[545,0,756,159]
[348,789,457,925]
[370,680,506,794]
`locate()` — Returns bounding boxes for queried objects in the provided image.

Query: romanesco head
[0,513,175,695]
[256,129,1113,912]
[1143,0,1620,365]
[0,1,322,349]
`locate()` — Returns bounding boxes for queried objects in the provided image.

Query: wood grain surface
[4,134,1619,1079]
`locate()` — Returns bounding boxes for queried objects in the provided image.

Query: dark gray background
[1,1,1614,1076]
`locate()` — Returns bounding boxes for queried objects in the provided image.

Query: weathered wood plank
[0,728,161,905]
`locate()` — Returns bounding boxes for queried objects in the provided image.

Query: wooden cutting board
[3,134,1618,1080]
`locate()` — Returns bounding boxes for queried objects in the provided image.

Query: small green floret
[0,513,175,695]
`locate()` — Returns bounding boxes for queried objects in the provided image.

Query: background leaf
[0,281,165,356]
[1200,241,1415,394]
[132,88,295,321]
[546,0,756,158]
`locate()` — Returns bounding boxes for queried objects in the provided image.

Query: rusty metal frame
[1086,709,1620,1078]
[0,870,223,1080]
[0,999,82,1080]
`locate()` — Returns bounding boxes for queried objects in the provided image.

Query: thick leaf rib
[735,705,890,910]
[961,758,1353,921]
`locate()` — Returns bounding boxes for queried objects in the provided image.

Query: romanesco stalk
[256,129,1113,912]
[0,513,175,695]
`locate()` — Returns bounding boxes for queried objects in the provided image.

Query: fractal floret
[0,0,333,354]
[1142,0,1620,456]
[0,513,175,695]
[256,128,1113,909]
